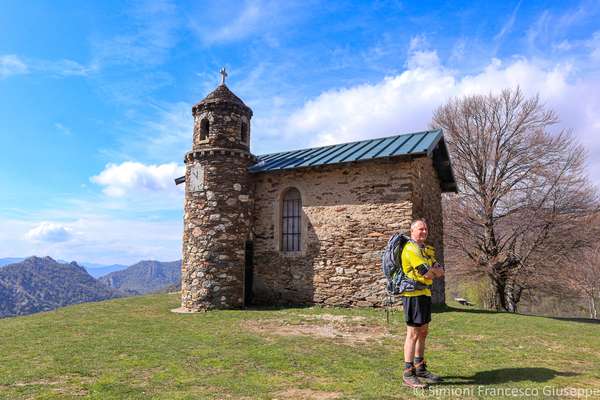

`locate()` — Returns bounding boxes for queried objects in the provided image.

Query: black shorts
[402,295,432,327]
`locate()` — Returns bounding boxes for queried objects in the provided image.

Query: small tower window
[200,119,209,141]
[241,122,248,143]
[281,188,302,252]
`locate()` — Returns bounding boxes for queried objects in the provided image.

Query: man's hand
[431,263,445,278]
[423,263,444,279]
[423,269,436,279]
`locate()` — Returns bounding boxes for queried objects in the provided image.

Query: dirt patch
[272,388,343,399]
[243,314,396,345]
[300,314,367,323]
[10,376,91,397]
[13,379,63,387]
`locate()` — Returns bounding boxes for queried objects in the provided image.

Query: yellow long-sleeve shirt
[399,241,435,297]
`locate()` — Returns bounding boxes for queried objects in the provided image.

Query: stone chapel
[175,74,456,311]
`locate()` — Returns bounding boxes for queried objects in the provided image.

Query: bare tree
[433,88,598,312]
[579,246,600,319]
[562,239,600,319]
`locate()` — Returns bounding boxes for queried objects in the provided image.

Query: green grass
[0,294,599,399]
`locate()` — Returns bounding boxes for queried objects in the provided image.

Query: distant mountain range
[0,257,182,318]
[0,257,128,278]
[99,260,181,294]
[0,257,121,318]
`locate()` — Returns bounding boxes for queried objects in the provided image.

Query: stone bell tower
[180,69,255,311]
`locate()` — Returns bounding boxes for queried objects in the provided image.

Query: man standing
[400,219,444,388]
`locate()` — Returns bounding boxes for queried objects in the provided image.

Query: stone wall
[181,152,254,310]
[192,106,250,152]
[410,157,445,304]
[251,158,418,307]
[181,84,256,311]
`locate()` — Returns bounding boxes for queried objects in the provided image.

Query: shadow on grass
[435,305,600,324]
[546,315,600,324]
[440,368,577,385]
[432,304,500,314]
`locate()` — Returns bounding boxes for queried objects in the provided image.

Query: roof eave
[425,129,443,157]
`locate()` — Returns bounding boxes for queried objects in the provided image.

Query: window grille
[282,188,301,252]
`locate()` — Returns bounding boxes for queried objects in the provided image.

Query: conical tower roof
[193,84,252,116]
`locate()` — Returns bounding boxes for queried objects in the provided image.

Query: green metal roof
[174,129,457,192]
[249,129,456,192]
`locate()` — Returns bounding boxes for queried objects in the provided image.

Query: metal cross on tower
[220,67,228,85]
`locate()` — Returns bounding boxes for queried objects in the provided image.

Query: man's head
[410,219,428,244]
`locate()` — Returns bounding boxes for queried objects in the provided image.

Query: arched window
[240,121,248,143]
[200,119,209,141]
[281,188,301,252]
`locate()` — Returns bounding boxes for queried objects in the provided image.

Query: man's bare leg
[404,326,419,362]
[403,325,427,388]
[413,323,443,383]
[415,324,428,357]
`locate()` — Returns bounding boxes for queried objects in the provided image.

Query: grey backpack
[381,233,428,295]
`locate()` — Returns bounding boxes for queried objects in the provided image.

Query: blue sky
[1,0,599,264]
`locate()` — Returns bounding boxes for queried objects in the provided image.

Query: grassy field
[0,293,599,399]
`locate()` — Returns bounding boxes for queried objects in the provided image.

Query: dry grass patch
[243,313,398,345]
[9,375,92,397]
[272,388,343,399]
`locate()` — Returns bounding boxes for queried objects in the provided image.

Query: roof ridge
[256,129,440,158]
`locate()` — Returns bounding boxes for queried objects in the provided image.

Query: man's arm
[422,246,444,279]
[402,244,433,285]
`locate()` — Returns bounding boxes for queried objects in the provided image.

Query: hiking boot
[403,368,428,389]
[415,360,443,383]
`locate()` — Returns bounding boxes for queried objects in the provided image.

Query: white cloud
[210,2,262,43]
[95,102,191,178]
[285,47,452,146]
[91,0,178,68]
[91,161,184,198]
[54,123,72,136]
[494,0,521,43]
[26,222,73,243]
[39,59,97,76]
[1,215,181,264]
[281,42,600,186]
[137,102,192,162]
[1,54,97,79]
[189,0,303,46]
[189,1,265,45]
[57,216,182,264]
[554,40,573,52]
[587,31,600,61]
[0,54,28,78]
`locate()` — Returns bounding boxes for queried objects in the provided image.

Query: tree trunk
[504,283,521,313]
[490,271,522,312]
[490,276,506,311]
[590,297,598,320]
